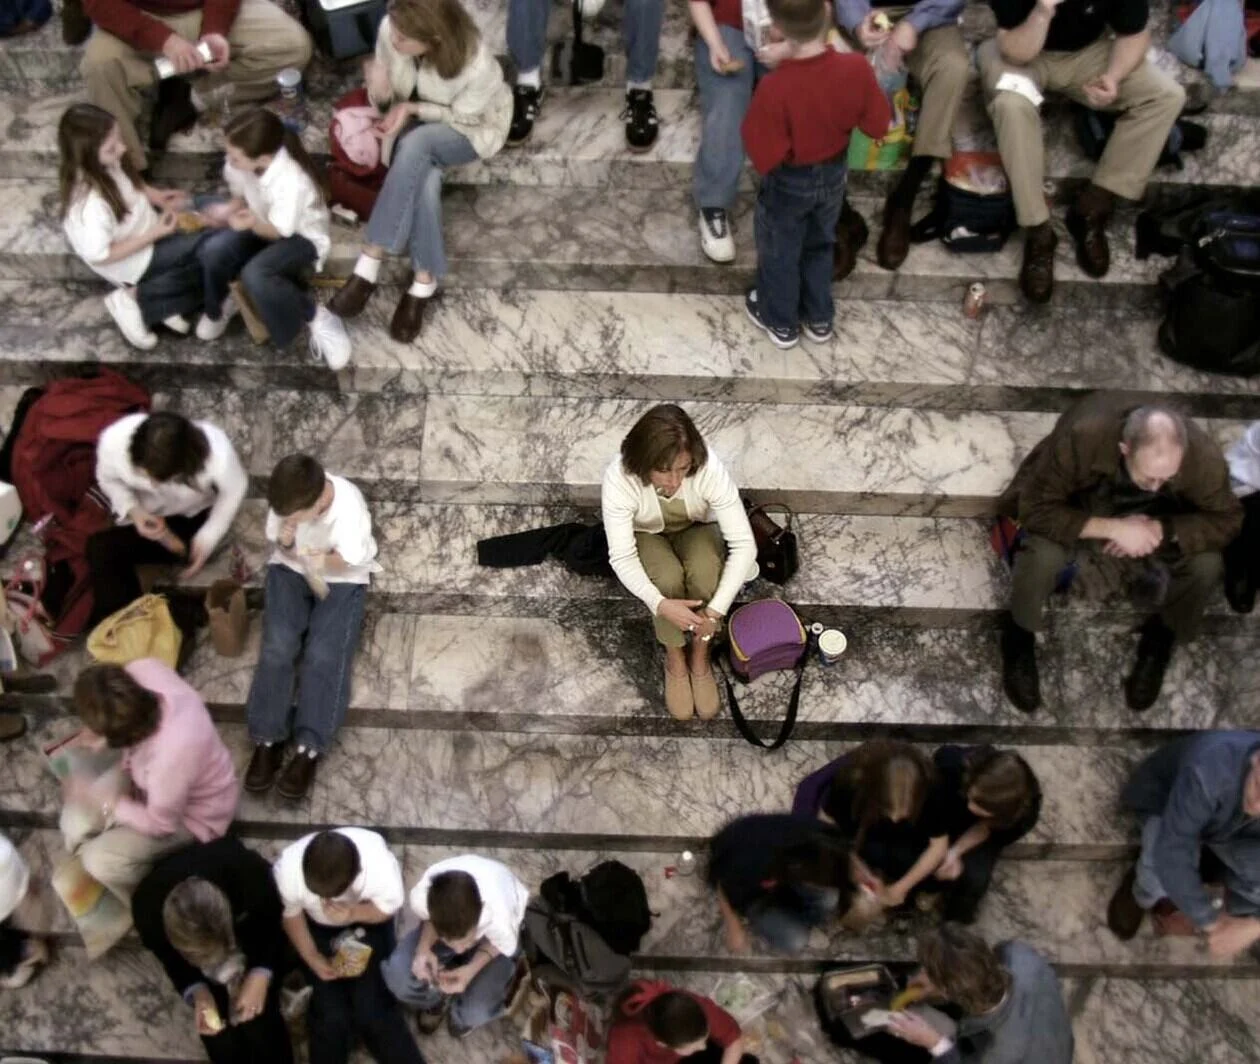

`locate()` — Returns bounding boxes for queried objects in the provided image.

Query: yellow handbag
[86,593,182,670]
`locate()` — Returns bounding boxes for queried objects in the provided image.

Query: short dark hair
[768,0,829,43]
[427,870,482,940]
[640,991,709,1049]
[129,412,210,485]
[918,925,1010,1015]
[268,453,326,516]
[73,664,162,748]
[302,832,361,898]
[773,825,854,897]
[619,404,708,485]
[964,749,1040,831]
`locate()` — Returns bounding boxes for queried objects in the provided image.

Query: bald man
[995,393,1241,713]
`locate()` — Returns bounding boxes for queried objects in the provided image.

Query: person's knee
[927,43,971,94]
[78,836,120,885]
[450,988,504,1030]
[652,563,687,600]
[239,256,272,295]
[1146,74,1186,117]
[259,619,303,664]
[79,43,127,90]
[988,86,1038,127]
[1182,550,1225,588]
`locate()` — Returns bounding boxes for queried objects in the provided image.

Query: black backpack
[539,861,652,956]
[1072,104,1207,171]
[910,177,1016,253]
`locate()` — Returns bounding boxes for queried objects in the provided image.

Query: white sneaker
[195,296,237,341]
[163,314,191,335]
[104,289,158,350]
[699,208,735,264]
[309,305,352,370]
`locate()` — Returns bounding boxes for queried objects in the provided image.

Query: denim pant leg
[755,170,810,331]
[381,925,445,1010]
[744,899,812,954]
[1207,839,1260,917]
[624,0,665,83]
[366,123,479,280]
[238,235,317,349]
[506,0,549,72]
[196,228,267,320]
[292,581,367,753]
[799,166,846,325]
[1133,815,1169,910]
[245,566,315,746]
[693,26,755,211]
[451,951,517,1030]
[134,231,208,326]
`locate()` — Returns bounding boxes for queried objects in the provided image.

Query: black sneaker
[744,289,798,349]
[1125,617,1175,712]
[622,89,659,152]
[999,613,1041,713]
[508,84,543,145]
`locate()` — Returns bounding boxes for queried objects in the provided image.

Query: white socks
[354,253,382,284]
[517,68,542,89]
[627,80,652,92]
[409,278,438,299]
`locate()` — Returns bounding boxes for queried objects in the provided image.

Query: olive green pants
[636,524,725,647]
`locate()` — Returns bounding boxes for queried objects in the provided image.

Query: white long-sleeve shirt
[224,146,331,270]
[95,413,248,560]
[600,453,758,618]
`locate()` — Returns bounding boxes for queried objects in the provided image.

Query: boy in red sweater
[740,0,890,349]
[607,980,757,1064]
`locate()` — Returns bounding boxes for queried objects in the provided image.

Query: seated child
[608,979,759,1063]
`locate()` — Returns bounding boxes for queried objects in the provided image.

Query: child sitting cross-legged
[741,0,890,350]
[608,979,760,1064]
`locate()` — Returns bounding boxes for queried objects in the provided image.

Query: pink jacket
[112,659,238,841]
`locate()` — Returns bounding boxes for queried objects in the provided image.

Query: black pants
[86,512,207,627]
[920,842,1003,925]
[685,1044,759,1063]
[200,977,294,1064]
[306,919,426,1064]
[1224,492,1260,600]
[0,918,26,977]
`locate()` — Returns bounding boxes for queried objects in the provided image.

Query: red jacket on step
[84,0,241,55]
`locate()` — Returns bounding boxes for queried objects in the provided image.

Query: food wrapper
[331,935,373,978]
[176,211,207,233]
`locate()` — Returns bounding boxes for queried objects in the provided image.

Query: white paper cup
[818,628,847,665]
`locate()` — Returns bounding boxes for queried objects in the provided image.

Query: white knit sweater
[600,454,758,618]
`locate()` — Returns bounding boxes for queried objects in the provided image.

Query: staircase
[1,0,1259,1060]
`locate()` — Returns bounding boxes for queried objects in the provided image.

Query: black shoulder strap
[716,654,804,751]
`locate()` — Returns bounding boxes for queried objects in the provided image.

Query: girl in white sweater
[601,405,757,722]
[328,0,512,344]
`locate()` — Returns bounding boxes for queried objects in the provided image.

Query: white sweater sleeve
[190,423,248,558]
[698,458,757,616]
[601,463,666,617]
[95,415,144,521]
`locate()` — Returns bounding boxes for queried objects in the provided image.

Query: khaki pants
[636,524,725,648]
[978,38,1185,227]
[905,25,970,161]
[1010,533,1222,640]
[80,0,313,169]
[78,824,195,905]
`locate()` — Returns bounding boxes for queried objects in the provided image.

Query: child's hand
[149,187,191,211]
[228,208,257,232]
[856,11,891,49]
[374,103,415,140]
[201,201,236,227]
[152,211,179,239]
[708,37,734,74]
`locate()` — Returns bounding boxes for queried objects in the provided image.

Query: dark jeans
[0,918,26,977]
[306,918,426,1064]
[917,841,1003,925]
[135,231,210,328]
[196,229,317,348]
[244,565,367,754]
[86,511,208,627]
[200,976,294,1064]
[1224,491,1260,600]
[753,157,848,332]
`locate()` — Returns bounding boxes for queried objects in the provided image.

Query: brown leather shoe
[1019,224,1058,304]
[1152,899,1198,937]
[277,750,320,800]
[328,274,377,320]
[834,200,868,281]
[1065,205,1111,278]
[1105,866,1146,940]
[244,743,285,793]
[0,711,26,743]
[62,0,92,45]
[389,290,428,344]
[877,199,913,271]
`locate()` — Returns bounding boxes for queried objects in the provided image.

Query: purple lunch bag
[722,599,809,750]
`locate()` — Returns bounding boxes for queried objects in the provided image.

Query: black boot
[999,613,1040,713]
[149,77,198,154]
[1125,617,1175,712]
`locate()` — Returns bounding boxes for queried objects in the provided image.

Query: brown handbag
[745,501,799,585]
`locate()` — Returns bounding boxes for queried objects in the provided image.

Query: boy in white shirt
[273,829,424,1064]
[381,854,528,1037]
[244,454,380,801]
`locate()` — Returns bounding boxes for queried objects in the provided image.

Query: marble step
[5,827,1258,978]
[0,178,1172,305]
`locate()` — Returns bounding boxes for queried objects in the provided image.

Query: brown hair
[57,103,144,222]
[302,831,361,898]
[129,412,210,486]
[224,107,326,197]
[388,0,480,81]
[163,878,237,971]
[964,749,1040,831]
[613,987,710,1049]
[619,405,709,485]
[825,741,934,839]
[268,453,326,516]
[427,870,483,940]
[767,0,829,43]
[918,925,1011,1015]
[73,664,162,749]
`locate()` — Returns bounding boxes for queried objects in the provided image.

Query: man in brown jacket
[998,394,1241,713]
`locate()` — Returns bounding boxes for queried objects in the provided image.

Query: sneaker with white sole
[0,936,48,989]
[195,296,237,341]
[163,314,191,335]
[802,321,834,343]
[104,289,158,350]
[309,304,352,370]
[744,289,798,349]
[698,208,735,263]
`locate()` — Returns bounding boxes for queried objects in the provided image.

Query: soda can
[154,40,213,79]
[963,282,987,319]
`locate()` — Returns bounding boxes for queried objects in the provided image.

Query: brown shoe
[834,200,868,282]
[1106,866,1146,940]
[1065,185,1113,279]
[690,668,720,721]
[877,198,913,271]
[62,0,92,44]
[244,742,286,793]
[1152,899,1198,937]
[277,749,320,800]
[328,273,378,320]
[1019,223,1058,304]
[0,711,27,743]
[389,290,428,344]
[664,665,694,721]
[0,670,57,694]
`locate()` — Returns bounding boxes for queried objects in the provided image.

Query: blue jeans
[381,924,519,1032]
[1134,814,1260,918]
[745,884,840,954]
[507,0,664,82]
[365,123,479,279]
[754,158,847,332]
[244,565,367,754]
[693,25,757,211]
[195,229,317,348]
[135,231,209,327]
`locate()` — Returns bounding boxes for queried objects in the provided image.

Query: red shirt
[606,984,742,1064]
[707,0,743,32]
[84,0,242,54]
[741,49,892,175]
